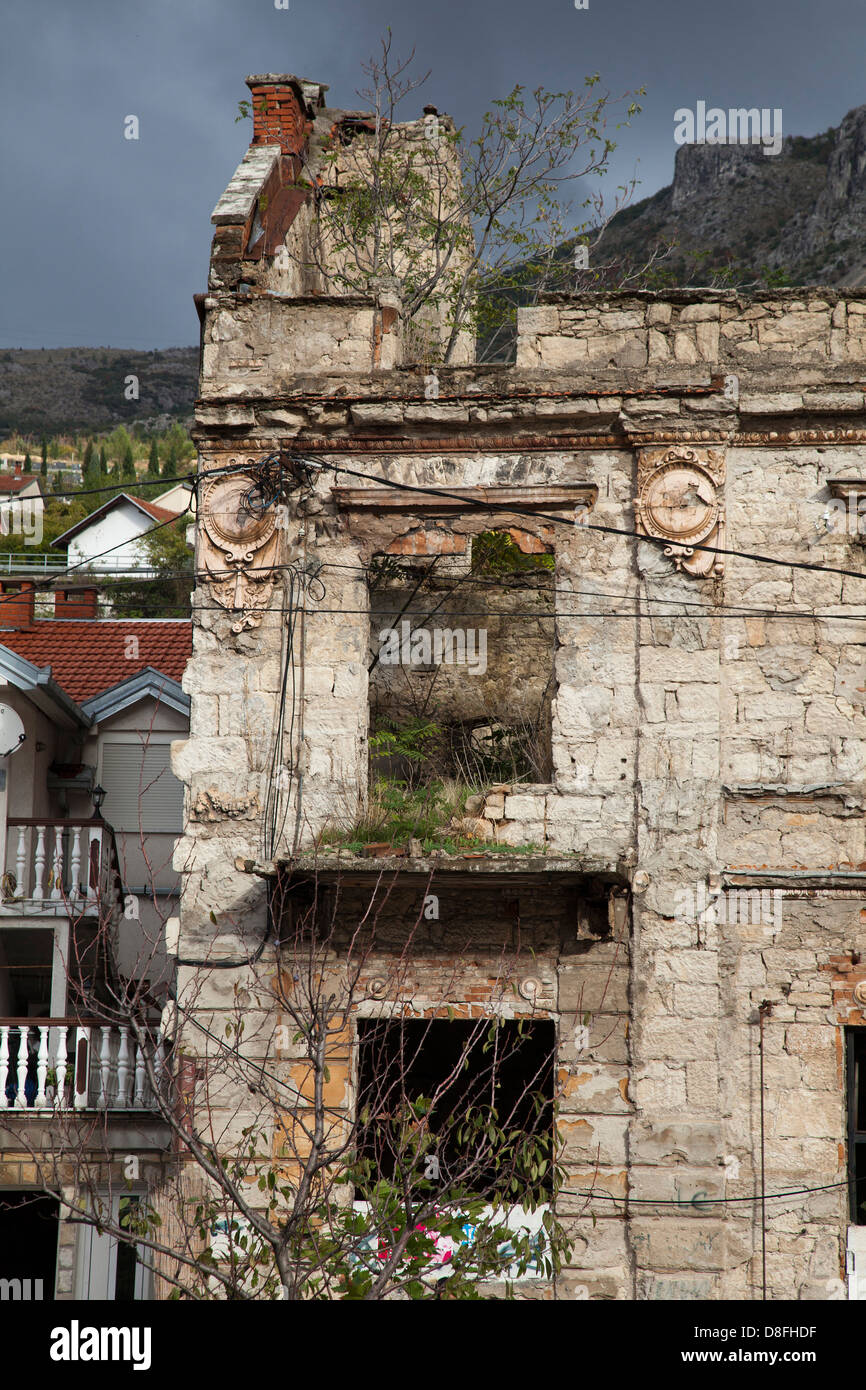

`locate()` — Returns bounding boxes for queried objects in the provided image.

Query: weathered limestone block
[494,819,546,846]
[172,736,250,781]
[558,1062,631,1114]
[517,305,560,335]
[560,1114,629,1165]
[630,1221,738,1271]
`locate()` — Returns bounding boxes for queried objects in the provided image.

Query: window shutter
[100,743,183,833]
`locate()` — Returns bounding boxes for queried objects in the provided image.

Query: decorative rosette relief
[634,445,726,578]
[199,467,281,631]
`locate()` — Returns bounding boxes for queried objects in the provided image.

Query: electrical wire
[568,1179,859,1206]
[77,600,866,622]
[28,471,199,501]
[162,1004,866,1211]
[0,499,195,611]
[90,556,866,627]
[16,449,866,584]
[281,450,866,584]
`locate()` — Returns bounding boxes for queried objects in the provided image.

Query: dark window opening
[115,1196,142,1301]
[848,1028,866,1224]
[356,1018,555,1200]
[0,928,52,1017]
[367,530,555,810]
[0,1191,58,1298]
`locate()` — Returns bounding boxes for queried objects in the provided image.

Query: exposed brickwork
[246,79,308,155]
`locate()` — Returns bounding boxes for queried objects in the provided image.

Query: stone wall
[175,269,866,1298]
[517,291,866,372]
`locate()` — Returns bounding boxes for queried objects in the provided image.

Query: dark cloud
[3,0,863,347]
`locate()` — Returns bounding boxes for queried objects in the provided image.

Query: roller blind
[100,742,183,833]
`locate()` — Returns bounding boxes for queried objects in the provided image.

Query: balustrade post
[98,1026,112,1108]
[133,1037,147,1108]
[54,1025,68,1109]
[70,827,82,901]
[15,826,26,898]
[33,826,46,900]
[116,1027,131,1108]
[155,1034,167,1092]
[0,1026,10,1108]
[51,827,64,900]
[35,1026,49,1107]
[15,1026,28,1108]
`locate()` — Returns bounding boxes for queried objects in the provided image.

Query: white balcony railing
[0,1020,165,1112]
[1,819,120,917]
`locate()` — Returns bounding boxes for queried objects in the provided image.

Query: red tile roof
[128,496,178,524]
[0,621,192,703]
[0,474,40,494]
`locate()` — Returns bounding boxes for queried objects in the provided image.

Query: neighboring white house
[51,493,183,576]
[153,481,196,517]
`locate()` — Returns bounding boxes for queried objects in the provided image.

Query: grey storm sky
[2,0,864,349]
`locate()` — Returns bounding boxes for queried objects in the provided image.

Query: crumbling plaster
[175,256,866,1300]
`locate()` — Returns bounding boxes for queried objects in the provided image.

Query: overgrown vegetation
[471,530,554,574]
[318,718,544,854]
[104,516,194,618]
[258,33,645,365]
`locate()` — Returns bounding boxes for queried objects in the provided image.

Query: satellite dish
[0,704,25,757]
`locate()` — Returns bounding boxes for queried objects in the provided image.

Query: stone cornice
[332,483,598,511]
[193,426,866,455]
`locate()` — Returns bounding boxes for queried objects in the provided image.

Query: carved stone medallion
[635,446,725,578]
[200,469,280,631]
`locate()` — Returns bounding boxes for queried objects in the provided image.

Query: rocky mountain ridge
[0,346,198,435]
[599,104,866,286]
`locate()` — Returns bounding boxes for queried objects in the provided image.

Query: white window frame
[0,921,68,1017]
[76,1190,152,1301]
[848,1226,866,1300]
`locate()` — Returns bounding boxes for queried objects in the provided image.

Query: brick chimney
[54,587,98,620]
[246,75,310,155]
[0,580,35,628]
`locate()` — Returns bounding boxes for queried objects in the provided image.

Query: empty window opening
[848,1028,866,1224]
[356,1018,555,1199]
[368,529,555,803]
[0,928,52,1017]
[0,1191,58,1298]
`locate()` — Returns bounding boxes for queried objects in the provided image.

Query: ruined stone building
[169,73,866,1301]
